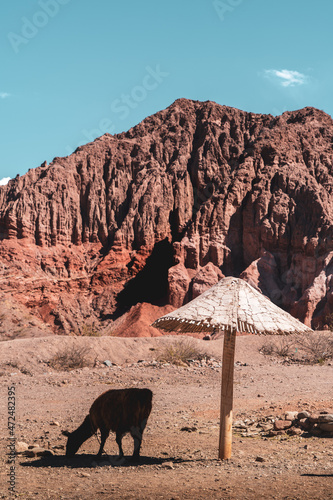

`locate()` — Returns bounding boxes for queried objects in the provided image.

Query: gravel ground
[0,334,332,499]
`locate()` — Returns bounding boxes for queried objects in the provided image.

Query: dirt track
[0,335,332,499]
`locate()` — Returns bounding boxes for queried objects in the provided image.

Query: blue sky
[1,0,332,183]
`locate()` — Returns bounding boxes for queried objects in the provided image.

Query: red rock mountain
[1,98,333,336]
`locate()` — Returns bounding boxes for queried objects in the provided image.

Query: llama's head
[61,429,81,457]
[62,415,93,456]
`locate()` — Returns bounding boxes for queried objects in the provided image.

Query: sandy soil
[0,334,332,499]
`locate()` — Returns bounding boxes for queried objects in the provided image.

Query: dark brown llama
[62,388,152,461]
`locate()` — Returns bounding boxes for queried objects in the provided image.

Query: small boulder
[319,422,333,432]
[259,423,274,432]
[52,444,65,450]
[285,411,298,421]
[80,472,91,478]
[298,418,312,431]
[297,411,310,419]
[274,420,292,431]
[308,414,320,424]
[318,414,333,423]
[287,427,303,436]
[161,461,174,469]
[310,427,322,437]
[15,442,29,453]
[233,420,247,429]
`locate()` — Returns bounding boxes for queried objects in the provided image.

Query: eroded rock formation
[1,98,333,334]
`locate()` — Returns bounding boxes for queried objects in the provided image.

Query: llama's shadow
[301,473,333,478]
[20,454,183,469]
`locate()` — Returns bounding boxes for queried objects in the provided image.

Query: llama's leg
[130,426,143,460]
[140,418,148,434]
[97,426,109,458]
[116,431,124,458]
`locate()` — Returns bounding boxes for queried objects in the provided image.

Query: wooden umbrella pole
[219,328,236,460]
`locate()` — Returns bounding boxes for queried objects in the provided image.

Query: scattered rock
[311,428,323,437]
[259,423,273,432]
[297,411,310,419]
[161,461,174,469]
[318,414,333,423]
[15,442,29,453]
[23,447,54,457]
[298,418,312,431]
[285,411,298,421]
[318,422,333,432]
[233,421,247,430]
[287,427,303,436]
[274,420,292,431]
[308,414,321,424]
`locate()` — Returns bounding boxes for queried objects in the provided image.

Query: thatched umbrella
[152,276,313,460]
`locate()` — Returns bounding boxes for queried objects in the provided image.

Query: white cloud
[0,177,11,186]
[0,92,10,99]
[264,69,308,87]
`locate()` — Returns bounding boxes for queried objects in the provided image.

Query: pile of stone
[14,440,65,459]
[14,441,55,458]
[271,410,333,437]
[111,358,223,370]
[234,411,333,438]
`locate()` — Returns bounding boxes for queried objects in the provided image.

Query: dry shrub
[259,332,333,364]
[259,336,294,358]
[295,332,333,364]
[5,361,20,369]
[325,312,333,331]
[1,361,33,376]
[81,324,100,337]
[157,338,209,366]
[48,345,93,371]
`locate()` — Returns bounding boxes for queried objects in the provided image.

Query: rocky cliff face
[1,98,333,334]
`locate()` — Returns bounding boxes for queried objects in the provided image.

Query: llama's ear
[62,430,71,437]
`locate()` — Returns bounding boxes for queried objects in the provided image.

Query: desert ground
[0,334,332,500]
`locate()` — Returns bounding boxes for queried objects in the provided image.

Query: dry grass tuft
[48,345,94,371]
[156,338,209,366]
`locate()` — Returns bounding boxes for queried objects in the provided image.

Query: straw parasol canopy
[152,276,313,460]
[153,276,312,336]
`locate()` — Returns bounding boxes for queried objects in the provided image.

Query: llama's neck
[73,415,94,446]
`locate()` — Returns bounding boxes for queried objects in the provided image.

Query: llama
[62,388,152,461]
